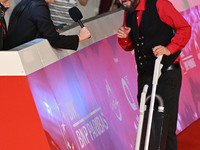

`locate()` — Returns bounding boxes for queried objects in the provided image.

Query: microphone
[69,7,84,28]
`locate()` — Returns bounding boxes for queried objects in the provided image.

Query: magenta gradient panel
[27,5,200,150]
[27,36,139,150]
[177,4,200,132]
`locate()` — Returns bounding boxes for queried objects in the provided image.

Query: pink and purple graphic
[27,36,139,150]
[177,4,200,132]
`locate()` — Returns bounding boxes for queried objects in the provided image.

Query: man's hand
[78,26,91,42]
[117,26,131,38]
[152,45,171,57]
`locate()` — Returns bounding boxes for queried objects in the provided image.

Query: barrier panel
[26,35,139,150]
[177,4,200,132]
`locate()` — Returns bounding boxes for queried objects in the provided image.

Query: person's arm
[78,0,88,6]
[118,11,134,51]
[156,0,191,55]
[31,3,90,50]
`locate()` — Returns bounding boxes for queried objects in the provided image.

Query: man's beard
[119,0,139,13]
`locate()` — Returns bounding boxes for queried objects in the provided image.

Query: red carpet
[177,119,200,150]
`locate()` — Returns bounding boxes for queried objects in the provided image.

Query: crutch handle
[153,55,163,85]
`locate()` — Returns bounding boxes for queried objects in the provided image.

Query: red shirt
[118,0,191,62]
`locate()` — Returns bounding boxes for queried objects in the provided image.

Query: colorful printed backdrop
[27,5,200,150]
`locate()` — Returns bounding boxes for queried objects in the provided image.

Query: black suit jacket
[4,0,79,50]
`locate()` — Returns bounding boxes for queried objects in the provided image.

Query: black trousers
[137,66,182,150]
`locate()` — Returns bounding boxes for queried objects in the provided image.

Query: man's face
[119,0,139,12]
